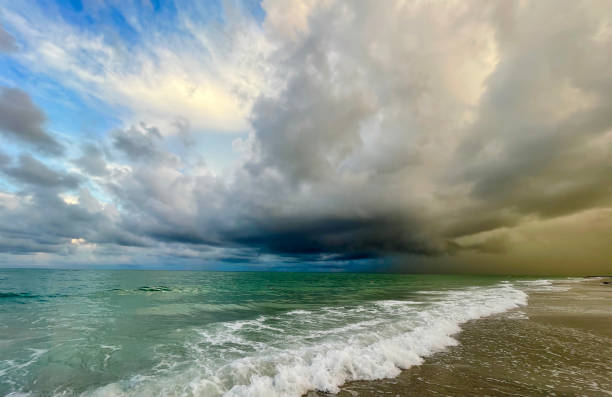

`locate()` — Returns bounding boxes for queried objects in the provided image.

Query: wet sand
[310,278,612,397]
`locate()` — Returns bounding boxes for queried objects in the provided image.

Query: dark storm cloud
[78,0,612,264]
[0,25,17,52]
[0,87,64,155]
[231,0,612,261]
[99,150,442,260]
[224,214,438,259]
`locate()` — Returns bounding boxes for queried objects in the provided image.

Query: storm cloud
[0,0,611,273]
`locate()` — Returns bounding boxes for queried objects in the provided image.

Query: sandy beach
[313,278,612,396]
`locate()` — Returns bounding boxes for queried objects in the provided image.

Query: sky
[0,0,611,274]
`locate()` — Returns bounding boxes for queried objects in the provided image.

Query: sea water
[0,270,552,396]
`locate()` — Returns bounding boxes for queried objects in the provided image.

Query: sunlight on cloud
[1,3,273,134]
[262,0,332,40]
[60,193,79,205]
[0,191,19,210]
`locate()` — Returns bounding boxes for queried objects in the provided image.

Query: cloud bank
[0,0,611,274]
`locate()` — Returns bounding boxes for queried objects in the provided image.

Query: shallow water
[0,270,602,396]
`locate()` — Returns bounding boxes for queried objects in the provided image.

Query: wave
[0,292,39,299]
[0,291,70,300]
[85,282,527,397]
[136,286,172,292]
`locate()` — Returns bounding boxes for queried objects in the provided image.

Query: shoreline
[2,274,609,396]
[309,277,612,396]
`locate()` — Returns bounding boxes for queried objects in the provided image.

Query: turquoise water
[0,270,535,396]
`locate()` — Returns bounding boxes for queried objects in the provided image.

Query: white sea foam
[0,348,48,376]
[83,283,528,397]
[517,278,586,292]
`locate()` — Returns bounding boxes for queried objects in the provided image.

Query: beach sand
[311,277,612,396]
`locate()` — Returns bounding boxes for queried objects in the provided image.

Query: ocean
[0,270,609,396]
